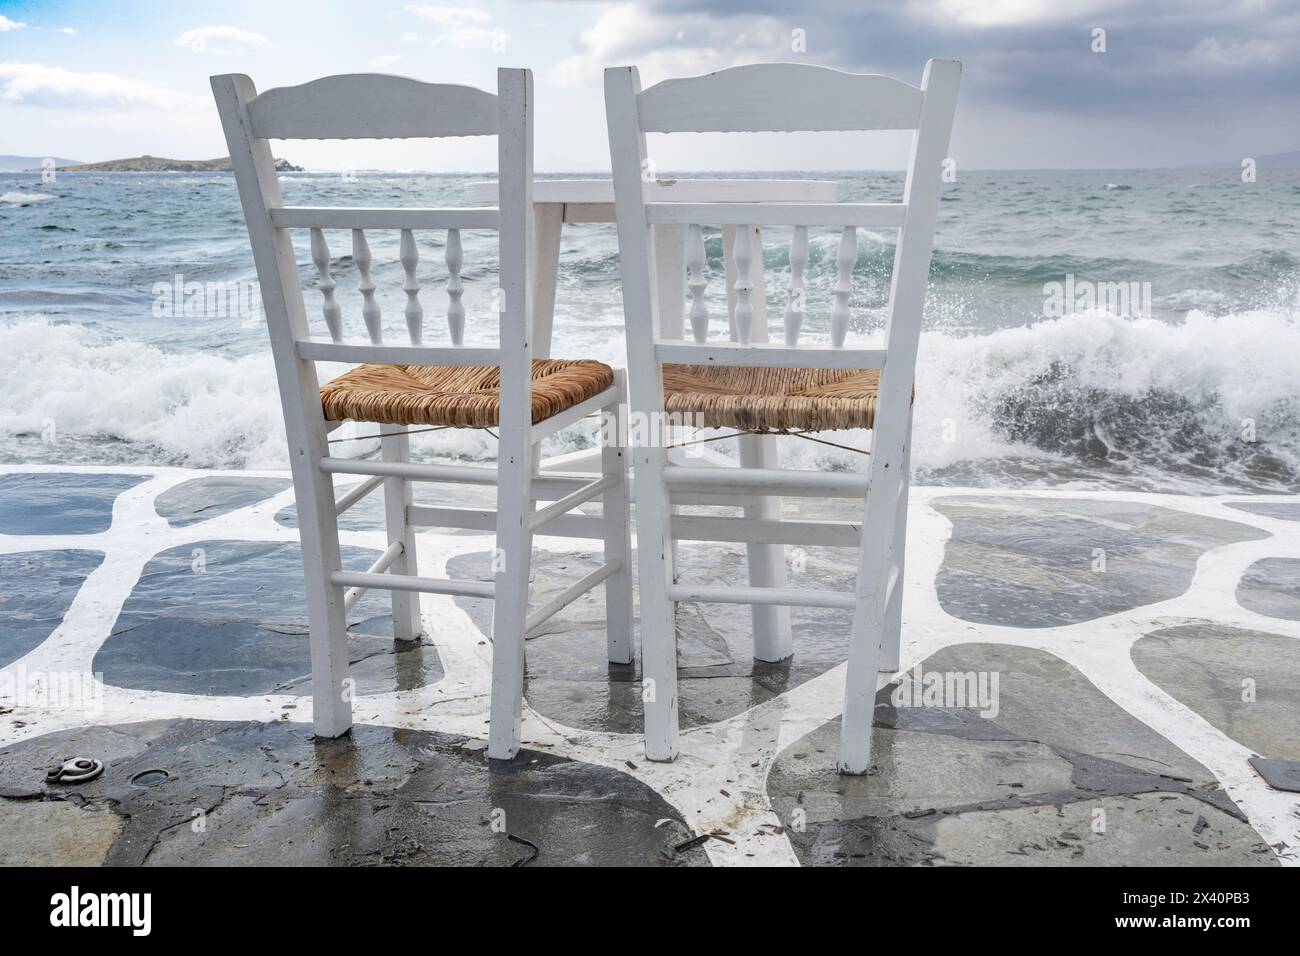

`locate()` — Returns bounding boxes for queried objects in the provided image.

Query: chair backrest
[212,69,534,431]
[605,60,959,424]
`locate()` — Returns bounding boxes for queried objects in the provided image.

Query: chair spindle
[310,228,343,343]
[784,225,808,346]
[831,226,856,348]
[686,223,709,343]
[732,224,754,346]
[400,228,423,345]
[445,227,465,346]
[352,228,382,344]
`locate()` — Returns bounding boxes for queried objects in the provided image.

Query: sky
[1,0,1298,171]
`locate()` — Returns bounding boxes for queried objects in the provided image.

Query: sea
[1,167,1298,494]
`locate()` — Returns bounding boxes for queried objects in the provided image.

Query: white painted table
[462,178,840,357]
[465,178,840,658]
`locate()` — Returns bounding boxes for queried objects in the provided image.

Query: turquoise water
[1,168,1298,492]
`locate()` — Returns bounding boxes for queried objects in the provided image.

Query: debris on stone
[1249,756,1300,793]
[45,757,104,785]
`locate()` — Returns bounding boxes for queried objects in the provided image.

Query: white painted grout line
[0,463,1297,866]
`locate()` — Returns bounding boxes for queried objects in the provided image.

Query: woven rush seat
[320,359,615,428]
[662,364,885,432]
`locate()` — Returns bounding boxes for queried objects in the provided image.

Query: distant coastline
[46,155,303,173]
[3,149,1296,174]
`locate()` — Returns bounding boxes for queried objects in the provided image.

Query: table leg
[651,223,688,577]
[652,223,687,340]
[740,433,793,662]
[722,225,793,660]
[529,204,565,490]
[531,202,564,359]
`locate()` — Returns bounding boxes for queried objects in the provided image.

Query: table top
[463,178,839,205]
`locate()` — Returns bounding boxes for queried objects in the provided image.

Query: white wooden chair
[605,60,959,773]
[214,68,634,760]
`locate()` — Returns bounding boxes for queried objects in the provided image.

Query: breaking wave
[0,319,575,469]
[3,308,1298,492]
[906,307,1300,492]
[0,191,55,205]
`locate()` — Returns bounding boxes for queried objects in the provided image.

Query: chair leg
[877,480,908,674]
[296,425,352,738]
[838,452,904,775]
[381,425,422,642]
[601,378,634,665]
[633,446,680,761]
[879,408,913,673]
[739,433,793,662]
[488,438,533,761]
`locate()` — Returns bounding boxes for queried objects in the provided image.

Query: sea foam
[0,191,55,205]
[3,308,1297,491]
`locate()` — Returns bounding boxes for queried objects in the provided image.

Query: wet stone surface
[449,540,858,733]
[1132,624,1300,763]
[0,472,147,535]
[154,476,291,527]
[0,550,103,668]
[0,797,124,866]
[932,496,1267,627]
[1248,758,1300,793]
[1224,501,1300,522]
[766,644,1275,866]
[3,471,1294,867]
[1235,558,1300,622]
[94,540,442,696]
[0,719,708,866]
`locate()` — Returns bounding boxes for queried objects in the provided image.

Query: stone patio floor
[1,465,1297,866]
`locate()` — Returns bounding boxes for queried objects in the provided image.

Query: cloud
[911,0,1127,28]
[173,25,271,55]
[444,26,509,50]
[552,2,790,87]
[0,15,27,32]
[1190,35,1287,68]
[404,5,491,27]
[403,4,509,50]
[589,0,1300,115]
[369,53,402,68]
[0,62,203,110]
[549,0,1300,166]
[60,27,78,36]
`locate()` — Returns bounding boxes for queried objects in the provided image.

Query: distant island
[50,155,303,173]
[1184,149,1300,169]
